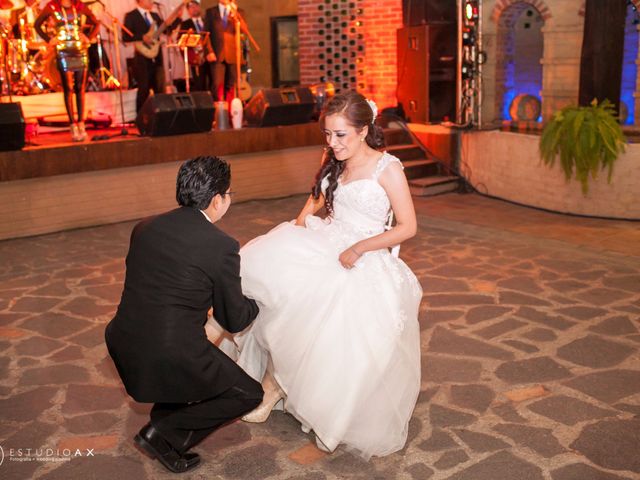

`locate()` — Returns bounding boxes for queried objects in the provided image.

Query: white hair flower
[365,98,378,122]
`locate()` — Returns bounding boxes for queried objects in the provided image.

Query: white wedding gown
[236,153,422,459]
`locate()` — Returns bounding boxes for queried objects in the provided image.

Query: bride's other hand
[295,194,325,226]
[339,245,362,269]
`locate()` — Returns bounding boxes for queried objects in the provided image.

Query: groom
[105,156,263,473]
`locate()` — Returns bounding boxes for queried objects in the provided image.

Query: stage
[0,122,325,240]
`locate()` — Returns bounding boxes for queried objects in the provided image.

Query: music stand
[172,30,208,94]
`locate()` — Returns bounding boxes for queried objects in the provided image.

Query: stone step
[402,159,441,179]
[386,144,426,162]
[409,175,460,196]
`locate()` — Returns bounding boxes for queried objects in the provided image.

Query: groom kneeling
[105,156,263,473]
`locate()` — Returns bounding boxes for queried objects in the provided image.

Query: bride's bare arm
[295,194,325,226]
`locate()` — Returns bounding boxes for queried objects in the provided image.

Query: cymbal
[0,0,15,10]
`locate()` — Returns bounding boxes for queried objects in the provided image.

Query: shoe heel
[134,434,157,460]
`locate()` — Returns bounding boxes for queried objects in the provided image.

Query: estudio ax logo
[0,445,5,466]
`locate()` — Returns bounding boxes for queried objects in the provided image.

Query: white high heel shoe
[242,371,285,423]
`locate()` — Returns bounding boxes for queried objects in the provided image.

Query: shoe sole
[133,435,201,474]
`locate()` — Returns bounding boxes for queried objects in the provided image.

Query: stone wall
[460,131,640,219]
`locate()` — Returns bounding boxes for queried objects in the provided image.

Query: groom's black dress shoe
[134,424,201,473]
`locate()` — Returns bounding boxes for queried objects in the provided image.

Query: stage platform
[0,122,325,240]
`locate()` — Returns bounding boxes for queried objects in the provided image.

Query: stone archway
[491,0,552,23]
[493,2,546,122]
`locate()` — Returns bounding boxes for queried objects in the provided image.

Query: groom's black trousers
[149,364,263,453]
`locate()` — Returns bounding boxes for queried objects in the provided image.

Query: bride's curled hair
[311,91,385,214]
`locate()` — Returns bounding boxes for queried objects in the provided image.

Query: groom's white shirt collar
[200,210,212,223]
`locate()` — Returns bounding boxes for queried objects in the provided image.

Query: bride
[235,91,422,459]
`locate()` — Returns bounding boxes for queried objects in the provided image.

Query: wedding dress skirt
[236,153,422,459]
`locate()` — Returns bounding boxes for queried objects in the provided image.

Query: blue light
[621,4,639,124]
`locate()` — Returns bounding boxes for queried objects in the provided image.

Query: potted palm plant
[539,99,626,194]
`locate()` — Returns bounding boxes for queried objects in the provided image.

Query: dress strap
[373,152,403,180]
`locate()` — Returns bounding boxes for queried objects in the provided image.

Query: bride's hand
[339,246,362,269]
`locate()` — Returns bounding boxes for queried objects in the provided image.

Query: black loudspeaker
[136,92,214,136]
[403,0,457,25]
[0,103,26,151]
[244,87,315,127]
[397,24,457,123]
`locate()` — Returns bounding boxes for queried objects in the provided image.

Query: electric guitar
[135,0,187,59]
[238,72,251,101]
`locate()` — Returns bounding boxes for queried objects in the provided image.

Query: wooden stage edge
[0,123,325,240]
[0,122,324,182]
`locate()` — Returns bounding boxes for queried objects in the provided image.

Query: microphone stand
[154,1,175,93]
[229,2,259,127]
[92,2,135,141]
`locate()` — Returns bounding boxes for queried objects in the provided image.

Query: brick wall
[297,0,402,109]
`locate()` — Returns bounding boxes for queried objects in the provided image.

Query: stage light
[461,60,474,80]
[464,0,479,24]
[462,27,476,46]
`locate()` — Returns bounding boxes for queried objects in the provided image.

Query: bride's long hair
[311,91,385,214]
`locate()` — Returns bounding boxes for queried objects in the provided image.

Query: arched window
[495,3,544,122]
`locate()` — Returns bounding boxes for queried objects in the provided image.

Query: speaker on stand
[397,23,457,124]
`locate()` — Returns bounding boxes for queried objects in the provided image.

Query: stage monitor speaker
[136,92,214,136]
[397,24,457,124]
[244,87,315,127]
[0,103,26,151]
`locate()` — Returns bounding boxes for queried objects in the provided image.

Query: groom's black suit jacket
[105,207,258,403]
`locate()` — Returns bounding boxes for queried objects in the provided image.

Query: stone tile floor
[0,192,638,480]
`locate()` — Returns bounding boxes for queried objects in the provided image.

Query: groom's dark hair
[176,156,231,210]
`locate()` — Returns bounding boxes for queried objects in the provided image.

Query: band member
[180,0,215,92]
[123,0,183,112]
[35,0,99,142]
[204,0,249,103]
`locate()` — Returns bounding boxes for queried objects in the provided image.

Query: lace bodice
[312,152,402,245]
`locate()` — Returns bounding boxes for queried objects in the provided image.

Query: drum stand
[93,33,119,90]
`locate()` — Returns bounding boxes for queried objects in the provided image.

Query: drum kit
[0,0,115,96]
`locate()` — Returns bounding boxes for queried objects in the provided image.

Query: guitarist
[123,0,184,112]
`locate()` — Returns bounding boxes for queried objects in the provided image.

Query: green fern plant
[539,99,626,194]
